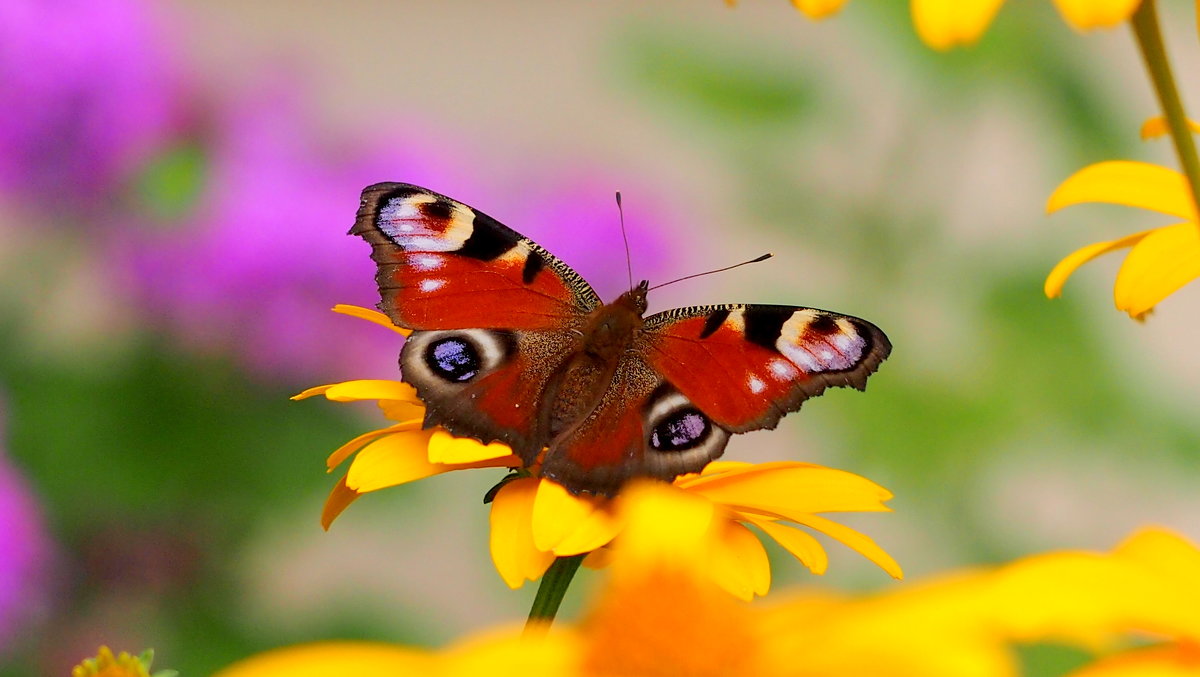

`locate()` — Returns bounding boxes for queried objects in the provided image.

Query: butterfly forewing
[352,183,601,331]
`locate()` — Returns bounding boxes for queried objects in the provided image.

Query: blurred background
[2,0,1199,674]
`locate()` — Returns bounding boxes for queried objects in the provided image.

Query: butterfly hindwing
[642,304,891,433]
[352,183,601,331]
[540,354,731,496]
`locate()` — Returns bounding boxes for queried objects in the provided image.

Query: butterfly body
[353,183,891,496]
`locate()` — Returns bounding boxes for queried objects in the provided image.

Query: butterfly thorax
[581,281,649,361]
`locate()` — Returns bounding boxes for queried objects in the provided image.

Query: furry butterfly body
[352,183,891,496]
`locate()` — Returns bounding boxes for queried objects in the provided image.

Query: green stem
[1131,0,1200,218]
[524,555,585,632]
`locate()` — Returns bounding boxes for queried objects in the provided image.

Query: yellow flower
[215,491,1200,677]
[724,0,849,20]
[299,305,901,598]
[759,527,1200,676]
[733,0,1143,50]
[1044,160,1200,319]
[912,0,1142,50]
[72,647,167,677]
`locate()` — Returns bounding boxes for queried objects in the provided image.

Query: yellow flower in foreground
[216,489,1200,677]
[760,526,1200,676]
[299,305,901,598]
[72,647,169,677]
[1044,160,1200,319]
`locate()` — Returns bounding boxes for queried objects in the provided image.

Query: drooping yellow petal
[344,429,440,492]
[1044,229,1154,299]
[706,520,772,600]
[212,641,433,677]
[680,461,893,515]
[550,508,620,557]
[321,475,361,529]
[1047,161,1197,220]
[426,430,514,464]
[792,513,904,579]
[326,422,421,470]
[1051,0,1142,30]
[377,399,425,422]
[1140,116,1200,141]
[332,304,413,337]
[910,0,1006,50]
[1114,222,1200,317]
[747,516,830,575]
[529,479,616,555]
[489,478,555,589]
[789,0,849,19]
[293,379,420,404]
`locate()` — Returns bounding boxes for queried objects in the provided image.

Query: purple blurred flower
[0,414,51,651]
[117,82,479,383]
[0,0,178,207]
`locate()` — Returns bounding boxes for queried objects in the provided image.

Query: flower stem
[1131,0,1200,217]
[524,554,585,632]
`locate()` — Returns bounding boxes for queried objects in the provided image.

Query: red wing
[540,356,731,497]
[641,304,891,433]
[352,183,600,331]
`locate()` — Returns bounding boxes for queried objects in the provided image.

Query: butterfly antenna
[647,253,773,291]
[616,191,634,292]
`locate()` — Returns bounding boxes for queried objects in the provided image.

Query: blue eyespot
[650,409,711,452]
[425,338,480,382]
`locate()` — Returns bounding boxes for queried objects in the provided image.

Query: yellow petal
[378,399,426,422]
[1114,528,1200,593]
[681,462,893,515]
[344,429,440,492]
[707,520,772,600]
[1052,0,1142,30]
[910,0,1005,50]
[294,379,420,404]
[1047,161,1196,220]
[792,513,904,579]
[332,304,413,337]
[1067,644,1200,677]
[443,628,582,677]
[427,430,514,464]
[1139,116,1200,141]
[530,479,612,553]
[747,516,830,575]
[612,482,717,575]
[1114,222,1200,317]
[321,475,362,529]
[551,508,620,557]
[326,422,422,471]
[790,0,848,19]
[212,641,433,677]
[1044,229,1154,299]
[490,478,555,589]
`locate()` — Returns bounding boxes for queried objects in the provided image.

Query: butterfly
[351,183,891,496]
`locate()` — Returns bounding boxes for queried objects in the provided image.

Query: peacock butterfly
[351,183,891,496]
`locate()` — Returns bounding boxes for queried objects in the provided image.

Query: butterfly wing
[541,304,890,496]
[642,304,891,432]
[352,183,600,461]
[352,183,601,330]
